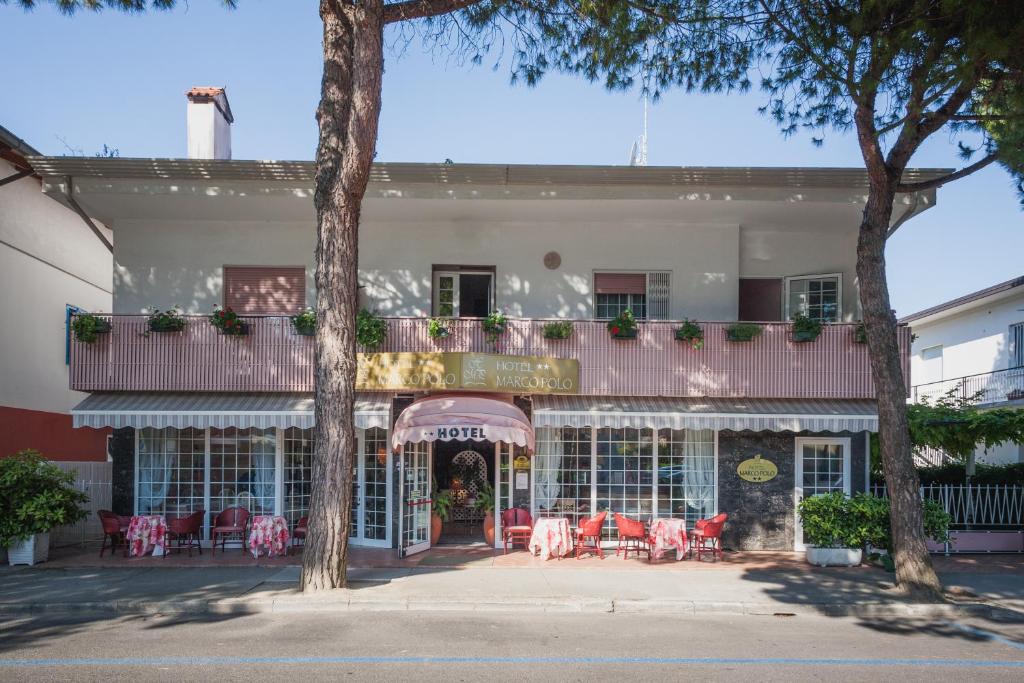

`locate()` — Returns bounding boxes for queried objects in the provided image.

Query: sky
[1,2,1021,317]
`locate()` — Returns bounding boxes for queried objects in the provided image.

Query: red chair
[211,507,250,555]
[613,512,650,560]
[98,510,128,558]
[691,513,728,561]
[574,511,608,559]
[501,508,534,553]
[291,516,308,554]
[166,510,204,557]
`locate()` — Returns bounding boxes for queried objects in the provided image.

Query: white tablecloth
[528,517,572,560]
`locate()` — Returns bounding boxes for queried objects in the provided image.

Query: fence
[50,461,112,548]
[871,484,1024,530]
[911,365,1024,406]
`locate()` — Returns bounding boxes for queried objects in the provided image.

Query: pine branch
[896,152,999,192]
[383,0,480,24]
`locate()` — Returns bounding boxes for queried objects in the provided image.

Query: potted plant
[854,320,868,344]
[71,313,111,343]
[798,492,866,567]
[607,309,638,339]
[209,305,248,336]
[482,311,507,346]
[791,313,823,343]
[147,307,186,333]
[356,308,388,349]
[291,308,316,336]
[475,483,496,546]
[428,317,451,340]
[431,488,453,545]
[725,322,762,342]
[542,320,573,340]
[674,318,704,349]
[0,450,88,566]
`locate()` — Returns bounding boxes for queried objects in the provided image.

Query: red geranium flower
[225,319,234,327]
[218,310,226,318]
[611,325,620,335]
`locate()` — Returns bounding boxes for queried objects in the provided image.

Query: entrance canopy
[391,394,535,452]
[72,392,391,430]
[532,396,879,433]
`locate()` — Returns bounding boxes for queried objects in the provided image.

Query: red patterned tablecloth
[126,515,167,557]
[649,518,689,561]
[528,517,572,560]
[249,515,290,558]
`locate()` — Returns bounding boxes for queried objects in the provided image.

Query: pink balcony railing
[69,315,909,398]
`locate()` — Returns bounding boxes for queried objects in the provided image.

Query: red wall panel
[0,405,109,462]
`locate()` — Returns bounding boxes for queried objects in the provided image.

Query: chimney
[186,86,233,160]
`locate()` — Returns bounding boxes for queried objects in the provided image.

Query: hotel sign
[357,352,579,394]
[737,455,778,483]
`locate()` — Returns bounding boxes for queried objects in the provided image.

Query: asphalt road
[1,609,1023,682]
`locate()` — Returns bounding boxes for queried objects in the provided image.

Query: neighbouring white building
[902,276,1024,465]
[0,124,113,463]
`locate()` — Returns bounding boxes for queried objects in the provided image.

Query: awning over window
[72,392,392,430]
[391,394,535,452]
[532,396,878,433]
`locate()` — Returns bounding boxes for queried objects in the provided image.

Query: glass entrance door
[400,442,432,556]
[794,437,851,550]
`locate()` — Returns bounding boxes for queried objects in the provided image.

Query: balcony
[69,315,908,398]
[911,366,1024,407]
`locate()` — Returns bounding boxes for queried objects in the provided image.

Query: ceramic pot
[431,513,443,545]
[483,511,495,546]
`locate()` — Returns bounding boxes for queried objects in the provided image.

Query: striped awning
[72,392,392,430]
[531,396,878,433]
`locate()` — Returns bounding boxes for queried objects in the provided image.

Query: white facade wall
[0,158,112,415]
[110,200,861,321]
[909,291,1024,465]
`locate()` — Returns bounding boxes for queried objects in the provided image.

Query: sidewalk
[2,549,1022,618]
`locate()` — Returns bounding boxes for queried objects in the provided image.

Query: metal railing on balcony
[69,315,908,398]
[911,366,1024,406]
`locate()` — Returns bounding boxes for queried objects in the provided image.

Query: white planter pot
[7,533,50,566]
[805,546,862,567]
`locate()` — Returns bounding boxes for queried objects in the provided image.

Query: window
[534,427,593,529]
[1011,323,1024,368]
[738,279,783,321]
[209,428,277,517]
[595,427,654,540]
[283,428,313,527]
[594,271,671,320]
[656,429,716,527]
[432,267,494,317]
[223,266,305,314]
[360,427,390,541]
[785,274,841,322]
[136,428,205,517]
[919,345,944,385]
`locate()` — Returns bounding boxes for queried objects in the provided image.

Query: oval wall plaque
[737,455,778,483]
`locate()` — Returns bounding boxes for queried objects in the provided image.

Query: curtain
[682,430,715,521]
[138,429,173,514]
[251,430,276,514]
[534,428,564,513]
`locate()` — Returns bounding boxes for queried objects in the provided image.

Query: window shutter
[646,271,671,320]
[223,266,306,314]
[594,272,646,295]
[1011,323,1024,368]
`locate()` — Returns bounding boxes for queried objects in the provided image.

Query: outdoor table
[648,518,689,561]
[249,515,290,558]
[528,517,572,560]
[126,515,167,557]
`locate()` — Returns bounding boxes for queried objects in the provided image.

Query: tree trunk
[301,0,384,592]
[856,184,943,601]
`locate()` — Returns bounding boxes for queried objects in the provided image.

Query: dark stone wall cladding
[717,430,868,551]
[109,427,135,516]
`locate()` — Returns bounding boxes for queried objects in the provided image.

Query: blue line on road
[1,656,1023,668]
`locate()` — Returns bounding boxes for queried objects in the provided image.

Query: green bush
[482,311,507,345]
[291,308,316,336]
[428,318,451,340]
[71,313,111,343]
[607,309,638,338]
[797,492,863,547]
[356,308,388,348]
[791,313,822,342]
[917,462,1024,486]
[0,450,88,548]
[542,320,574,340]
[725,322,762,341]
[147,307,186,333]
[798,491,950,550]
[674,319,704,349]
